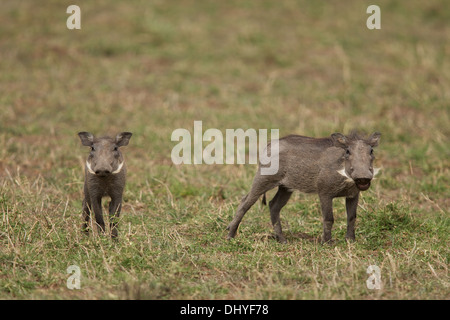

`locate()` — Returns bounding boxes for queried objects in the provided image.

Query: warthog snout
[91,158,113,177]
[95,168,111,176]
[354,178,371,191]
[351,169,374,191]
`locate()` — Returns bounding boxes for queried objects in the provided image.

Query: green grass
[0,0,449,299]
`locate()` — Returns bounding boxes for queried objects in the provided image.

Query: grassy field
[0,0,449,299]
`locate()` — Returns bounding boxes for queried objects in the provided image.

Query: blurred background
[0,0,448,299]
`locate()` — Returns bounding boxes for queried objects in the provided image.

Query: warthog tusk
[112,161,124,174]
[86,161,123,175]
[337,168,353,183]
[86,161,96,175]
[373,167,381,177]
[371,167,382,179]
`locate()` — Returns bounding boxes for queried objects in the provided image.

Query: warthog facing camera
[78,131,132,238]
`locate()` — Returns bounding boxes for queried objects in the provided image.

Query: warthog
[227,131,381,243]
[78,131,132,238]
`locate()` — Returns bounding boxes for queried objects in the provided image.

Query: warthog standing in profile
[227,131,381,243]
[78,131,132,238]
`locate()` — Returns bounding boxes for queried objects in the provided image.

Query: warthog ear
[331,133,348,148]
[368,132,381,147]
[78,132,94,146]
[115,132,132,147]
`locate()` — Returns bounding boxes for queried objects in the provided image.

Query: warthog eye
[370,148,374,155]
[345,149,350,156]
[113,146,118,151]
[91,146,95,152]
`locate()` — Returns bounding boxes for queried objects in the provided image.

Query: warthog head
[78,132,132,177]
[332,131,381,191]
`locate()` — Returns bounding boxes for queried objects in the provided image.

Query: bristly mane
[94,135,115,143]
[346,130,373,144]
